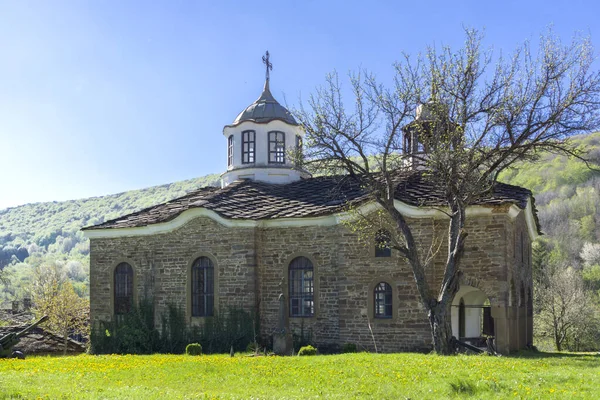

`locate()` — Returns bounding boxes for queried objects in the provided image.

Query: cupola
[221,52,311,187]
[232,80,298,126]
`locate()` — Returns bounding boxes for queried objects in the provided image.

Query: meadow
[0,352,599,399]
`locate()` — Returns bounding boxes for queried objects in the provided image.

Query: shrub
[197,307,256,354]
[246,341,260,354]
[90,301,256,355]
[185,343,202,356]
[298,345,317,356]
[159,303,189,353]
[90,299,159,355]
[292,319,313,352]
[342,343,357,353]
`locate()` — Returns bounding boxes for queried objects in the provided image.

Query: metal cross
[262,51,273,81]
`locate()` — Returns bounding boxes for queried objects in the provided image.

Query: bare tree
[536,267,598,351]
[295,29,600,354]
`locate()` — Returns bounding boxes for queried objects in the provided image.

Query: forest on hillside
[1,133,600,350]
[499,132,600,350]
[0,173,219,302]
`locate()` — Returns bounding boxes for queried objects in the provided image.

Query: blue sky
[0,0,598,209]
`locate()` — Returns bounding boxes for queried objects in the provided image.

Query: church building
[83,53,539,354]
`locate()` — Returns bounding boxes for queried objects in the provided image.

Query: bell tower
[402,87,458,170]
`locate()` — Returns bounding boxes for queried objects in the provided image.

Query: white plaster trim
[392,200,494,219]
[83,198,537,239]
[524,198,540,241]
[506,199,539,241]
[508,205,521,220]
[83,206,348,238]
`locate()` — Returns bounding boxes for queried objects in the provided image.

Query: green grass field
[0,352,598,399]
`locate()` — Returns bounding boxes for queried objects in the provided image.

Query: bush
[298,345,317,356]
[185,343,202,356]
[90,299,159,355]
[292,319,313,352]
[90,301,256,355]
[246,341,260,354]
[199,307,256,354]
[342,343,357,353]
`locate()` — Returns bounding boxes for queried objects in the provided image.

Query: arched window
[114,262,133,315]
[192,257,214,317]
[268,131,285,163]
[227,135,234,167]
[375,229,391,257]
[289,257,314,317]
[242,130,255,164]
[374,282,393,318]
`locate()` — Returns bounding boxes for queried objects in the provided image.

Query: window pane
[192,257,214,317]
[242,131,255,164]
[227,135,234,166]
[269,131,285,164]
[114,263,133,315]
[385,304,393,316]
[374,282,392,318]
[289,257,314,317]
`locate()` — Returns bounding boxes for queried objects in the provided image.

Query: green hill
[499,132,600,269]
[0,173,220,253]
[499,132,600,195]
[0,173,219,301]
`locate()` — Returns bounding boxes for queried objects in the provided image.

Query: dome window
[268,131,285,164]
[227,135,234,167]
[242,130,255,164]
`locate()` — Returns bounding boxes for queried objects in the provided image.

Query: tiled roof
[83,172,536,231]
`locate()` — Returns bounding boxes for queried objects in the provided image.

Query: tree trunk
[429,301,454,355]
[553,317,562,351]
[63,330,68,356]
[555,328,565,352]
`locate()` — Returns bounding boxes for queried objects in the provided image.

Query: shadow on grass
[506,350,600,367]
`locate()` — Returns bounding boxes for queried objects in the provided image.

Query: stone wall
[89,207,532,353]
[90,217,258,325]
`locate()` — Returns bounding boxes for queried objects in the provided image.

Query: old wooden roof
[83,172,536,231]
[0,312,86,356]
[0,326,86,355]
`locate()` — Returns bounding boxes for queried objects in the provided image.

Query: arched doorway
[451,285,494,347]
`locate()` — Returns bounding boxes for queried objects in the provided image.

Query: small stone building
[84,66,538,354]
